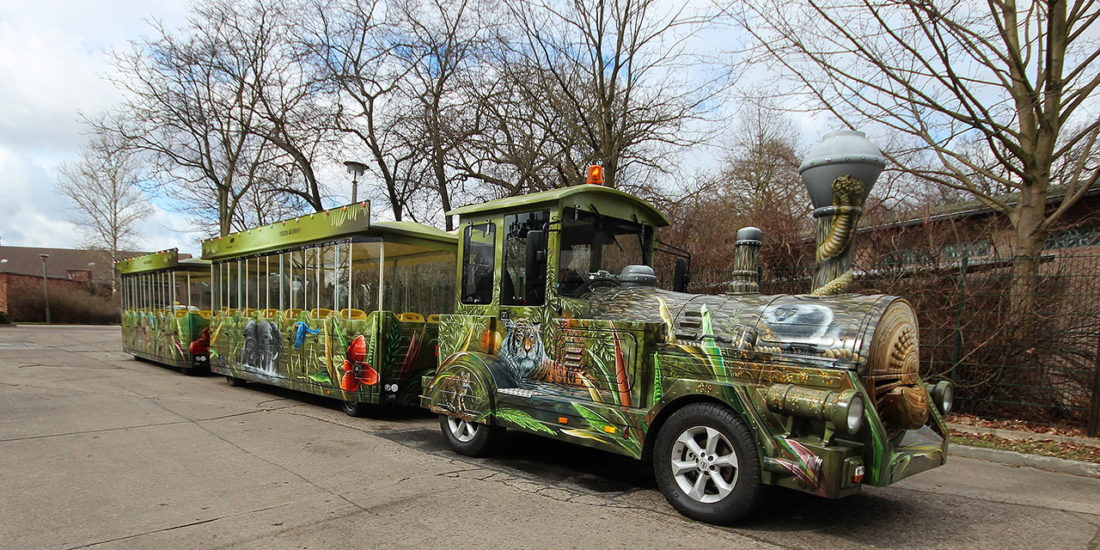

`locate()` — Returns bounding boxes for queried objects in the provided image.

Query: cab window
[558,208,652,296]
[461,223,496,304]
[502,210,549,306]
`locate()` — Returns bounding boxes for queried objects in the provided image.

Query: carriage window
[264,255,279,312]
[350,240,382,312]
[461,223,496,305]
[502,210,548,306]
[318,244,338,312]
[173,271,187,309]
[190,269,211,312]
[382,239,457,316]
[289,248,307,312]
[335,242,351,313]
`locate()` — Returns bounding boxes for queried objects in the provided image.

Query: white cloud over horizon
[0,0,191,254]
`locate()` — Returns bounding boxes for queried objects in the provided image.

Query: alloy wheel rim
[447,417,478,442]
[670,426,739,503]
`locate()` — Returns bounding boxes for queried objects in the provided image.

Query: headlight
[924,380,953,415]
[919,380,954,413]
[846,394,864,433]
[764,384,864,435]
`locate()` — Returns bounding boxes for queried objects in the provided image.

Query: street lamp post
[88,262,96,292]
[344,161,367,203]
[40,254,50,324]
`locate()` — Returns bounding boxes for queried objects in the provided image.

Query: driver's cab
[449,184,670,317]
[440,184,671,407]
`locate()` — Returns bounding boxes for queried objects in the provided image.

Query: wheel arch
[642,394,734,462]
[425,351,499,423]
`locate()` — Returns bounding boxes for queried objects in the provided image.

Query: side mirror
[673,258,690,293]
[525,230,547,304]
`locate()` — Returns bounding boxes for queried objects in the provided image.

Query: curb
[948,423,1100,448]
[949,444,1100,478]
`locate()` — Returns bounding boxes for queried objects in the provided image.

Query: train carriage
[116,250,213,373]
[201,202,457,415]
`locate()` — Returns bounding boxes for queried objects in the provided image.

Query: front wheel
[225,375,246,387]
[439,415,502,457]
[653,403,761,525]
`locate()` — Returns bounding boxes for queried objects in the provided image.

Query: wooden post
[1089,328,1100,437]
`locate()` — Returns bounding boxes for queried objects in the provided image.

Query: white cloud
[0,149,82,247]
[0,0,190,250]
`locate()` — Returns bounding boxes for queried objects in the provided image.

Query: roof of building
[864,181,1100,233]
[0,246,176,282]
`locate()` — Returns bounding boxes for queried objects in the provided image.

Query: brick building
[0,246,153,316]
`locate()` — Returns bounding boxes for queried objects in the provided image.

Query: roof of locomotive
[447,184,670,227]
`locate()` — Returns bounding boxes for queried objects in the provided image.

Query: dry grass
[950,430,1100,464]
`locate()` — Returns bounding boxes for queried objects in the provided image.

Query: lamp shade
[799,130,886,209]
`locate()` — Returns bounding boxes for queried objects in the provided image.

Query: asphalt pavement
[2,325,1098,549]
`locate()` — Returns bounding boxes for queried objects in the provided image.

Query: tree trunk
[1008,186,1048,321]
[218,188,231,236]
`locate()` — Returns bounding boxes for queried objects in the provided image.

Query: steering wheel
[563,275,620,297]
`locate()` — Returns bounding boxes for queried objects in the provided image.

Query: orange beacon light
[586,164,604,185]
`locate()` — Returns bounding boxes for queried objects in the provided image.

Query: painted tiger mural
[497,319,549,387]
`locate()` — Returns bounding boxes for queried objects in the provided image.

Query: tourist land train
[116,131,953,524]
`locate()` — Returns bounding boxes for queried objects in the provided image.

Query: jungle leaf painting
[652,356,664,402]
[572,403,642,456]
[485,408,556,435]
[309,372,332,384]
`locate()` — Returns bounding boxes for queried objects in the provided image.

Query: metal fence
[689,253,1100,435]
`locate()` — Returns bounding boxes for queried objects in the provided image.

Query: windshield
[558,207,652,295]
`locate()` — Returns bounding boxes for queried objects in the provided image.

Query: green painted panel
[202,202,371,260]
[115,249,180,275]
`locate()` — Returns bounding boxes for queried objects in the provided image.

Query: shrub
[7,278,120,324]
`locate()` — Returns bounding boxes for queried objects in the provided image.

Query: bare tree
[239,0,334,212]
[733,0,1100,314]
[465,0,727,193]
[100,0,312,236]
[387,0,495,230]
[720,103,807,227]
[662,103,812,287]
[304,0,420,221]
[56,130,150,291]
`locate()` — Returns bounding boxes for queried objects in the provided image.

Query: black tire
[342,399,368,417]
[653,402,761,525]
[439,414,503,457]
[225,375,247,387]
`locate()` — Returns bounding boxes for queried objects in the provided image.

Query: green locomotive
[423,132,952,524]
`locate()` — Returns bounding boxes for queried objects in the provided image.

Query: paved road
[1,325,1098,549]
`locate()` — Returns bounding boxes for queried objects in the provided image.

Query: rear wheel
[653,402,761,525]
[439,415,502,457]
[225,375,246,387]
[342,399,368,417]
